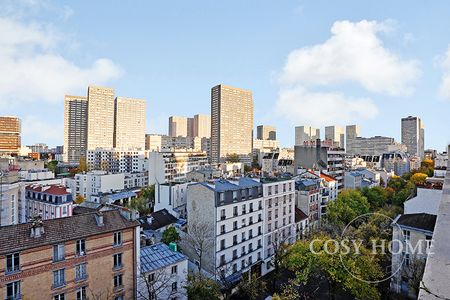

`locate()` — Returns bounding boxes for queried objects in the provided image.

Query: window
[6,253,20,274]
[233,206,238,216]
[403,230,410,242]
[114,274,123,288]
[249,203,253,212]
[233,235,238,245]
[233,263,237,273]
[241,246,246,256]
[53,244,65,262]
[6,281,20,300]
[148,273,155,282]
[220,209,226,220]
[220,224,225,234]
[171,265,178,274]
[258,200,262,210]
[76,287,87,300]
[220,239,225,250]
[233,249,238,259]
[249,216,253,224]
[249,229,253,239]
[53,269,65,288]
[241,232,246,241]
[114,231,123,246]
[75,264,87,281]
[114,296,124,300]
[242,204,246,214]
[172,282,178,291]
[114,253,123,269]
[76,239,86,256]
[233,221,238,230]
[54,294,65,300]
[220,255,226,266]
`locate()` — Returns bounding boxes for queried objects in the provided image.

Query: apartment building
[67,171,124,200]
[24,184,73,221]
[63,96,88,163]
[193,114,211,138]
[401,116,425,158]
[138,243,188,300]
[294,126,320,146]
[345,125,360,154]
[343,171,378,189]
[0,210,139,300]
[0,172,20,226]
[87,86,115,150]
[168,116,188,138]
[148,150,208,185]
[114,97,146,150]
[154,182,189,219]
[211,85,254,165]
[86,148,148,173]
[257,125,276,141]
[253,139,279,164]
[145,134,163,152]
[0,116,21,156]
[325,126,345,148]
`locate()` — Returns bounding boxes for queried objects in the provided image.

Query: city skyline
[1,1,450,151]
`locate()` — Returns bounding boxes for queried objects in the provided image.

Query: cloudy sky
[1,0,449,151]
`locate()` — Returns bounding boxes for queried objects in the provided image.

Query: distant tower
[114,97,146,150]
[257,125,276,140]
[401,116,424,158]
[0,116,21,155]
[86,86,115,150]
[325,126,345,148]
[295,126,320,146]
[168,116,188,137]
[64,96,87,163]
[345,125,361,155]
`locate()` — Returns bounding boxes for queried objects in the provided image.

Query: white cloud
[438,46,450,101]
[0,17,122,106]
[21,116,63,146]
[276,86,378,127]
[279,20,419,96]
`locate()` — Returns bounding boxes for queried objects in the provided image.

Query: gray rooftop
[140,243,187,273]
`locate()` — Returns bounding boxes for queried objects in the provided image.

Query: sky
[0,0,449,151]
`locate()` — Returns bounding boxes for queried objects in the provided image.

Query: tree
[411,172,428,185]
[161,226,180,245]
[138,265,185,300]
[235,274,266,300]
[186,274,221,300]
[392,181,415,206]
[325,189,370,227]
[128,185,155,215]
[268,230,291,293]
[226,153,240,163]
[46,160,58,173]
[361,186,389,210]
[286,234,383,300]
[75,194,85,204]
[403,256,426,298]
[79,156,87,172]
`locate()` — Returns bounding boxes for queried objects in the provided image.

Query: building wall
[87,86,115,150]
[345,125,360,154]
[401,116,425,158]
[325,126,345,148]
[63,96,88,163]
[0,228,136,299]
[193,114,211,138]
[211,85,253,164]
[169,116,188,138]
[295,126,320,146]
[145,134,163,151]
[114,97,146,150]
[257,125,276,141]
[0,180,20,226]
[0,116,21,155]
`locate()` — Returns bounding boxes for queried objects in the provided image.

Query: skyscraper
[401,116,425,158]
[345,125,360,154]
[187,117,194,138]
[86,86,115,150]
[325,126,345,148]
[295,126,320,146]
[193,114,211,138]
[114,97,146,149]
[257,125,276,140]
[0,116,21,155]
[168,116,188,137]
[211,84,253,164]
[63,96,88,163]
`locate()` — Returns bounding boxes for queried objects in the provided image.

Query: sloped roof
[26,184,70,195]
[138,209,178,231]
[396,213,437,232]
[295,208,308,222]
[140,243,187,273]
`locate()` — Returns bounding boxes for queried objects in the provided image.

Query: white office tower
[295,126,320,146]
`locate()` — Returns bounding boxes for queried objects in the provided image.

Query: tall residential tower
[114,97,146,149]
[401,116,425,158]
[0,116,21,155]
[86,86,115,150]
[63,96,88,163]
[295,126,320,146]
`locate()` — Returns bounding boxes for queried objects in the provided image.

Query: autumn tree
[75,194,85,204]
[234,274,267,300]
[79,156,87,172]
[410,172,428,185]
[226,153,240,163]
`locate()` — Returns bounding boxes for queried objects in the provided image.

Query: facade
[168,116,188,138]
[0,210,139,300]
[211,84,254,165]
[67,171,125,201]
[294,126,320,146]
[148,150,208,185]
[344,171,377,189]
[0,116,21,155]
[404,187,442,215]
[145,134,163,152]
[193,114,211,138]
[0,172,20,226]
[345,125,361,154]
[154,182,189,219]
[114,97,146,150]
[325,126,345,148]
[382,152,410,176]
[24,184,73,221]
[253,139,279,164]
[350,136,404,156]
[63,96,88,163]
[257,125,276,140]
[401,116,425,158]
[86,148,148,173]
[391,213,436,298]
[138,243,188,300]
[87,86,116,150]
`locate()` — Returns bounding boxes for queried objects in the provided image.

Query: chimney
[95,212,104,227]
[30,216,45,238]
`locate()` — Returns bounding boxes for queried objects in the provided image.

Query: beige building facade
[256,125,276,140]
[193,114,211,138]
[211,84,254,164]
[87,86,115,150]
[114,97,146,150]
[168,116,188,137]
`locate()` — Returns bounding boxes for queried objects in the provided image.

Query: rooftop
[395,213,437,233]
[138,209,178,231]
[26,184,70,195]
[0,210,138,255]
[140,243,187,273]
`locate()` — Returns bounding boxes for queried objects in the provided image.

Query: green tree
[226,153,240,163]
[325,189,370,227]
[361,186,389,210]
[287,234,382,300]
[161,226,180,245]
[185,275,221,300]
[235,274,266,300]
[46,160,59,173]
[387,176,406,192]
[128,185,155,215]
[392,181,415,206]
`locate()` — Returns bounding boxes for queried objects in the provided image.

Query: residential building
[154,182,189,219]
[186,167,222,183]
[114,97,146,150]
[295,126,320,146]
[257,125,276,141]
[161,136,202,151]
[24,184,73,221]
[325,126,345,148]
[391,213,436,298]
[404,187,442,215]
[148,150,208,185]
[261,152,295,175]
[187,117,194,138]
[169,116,188,137]
[0,210,139,300]
[145,134,163,152]
[294,140,345,189]
[138,209,179,239]
[401,116,425,158]
[138,243,188,300]
[67,171,125,201]
[382,152,411,176]
[26,143,48,154]
[124,172,149,190]
[211,84,254,165]
[18,169,55,181]
[193,114,211,138]
[294,208,309,240]
[253,139,279,164]
[63,96,88,163]
[350,136,405,156]
[0,116,21,155]
[0,172,20,226]
[434,152,448,178]
[86,148,148,173]
[344,171,377,189]
[345,125,361,154]
[87,86,116,150]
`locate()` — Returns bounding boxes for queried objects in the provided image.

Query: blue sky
[1,0,449,151]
